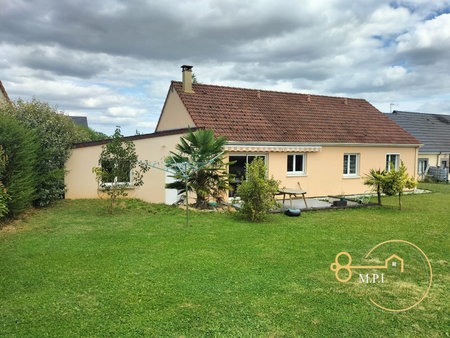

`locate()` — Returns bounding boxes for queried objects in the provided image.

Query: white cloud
[0,0,449,135]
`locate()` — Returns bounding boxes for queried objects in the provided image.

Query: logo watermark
[330,240,432,312]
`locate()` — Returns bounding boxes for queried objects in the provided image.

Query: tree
[73,125,108,143]
[236,157,280,222]
[364,168,386,205]
[0,112,38,217]
[92,127,149,213]
[165,129,232,209]
[9,99,78,206]
[382,161,417,210]
[0,145,9,218]
[7,98,106,207]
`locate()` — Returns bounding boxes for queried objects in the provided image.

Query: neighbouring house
[0,80,11,104]
[387,111,450,181]
[65,66,421,204]
[70,116,89,128]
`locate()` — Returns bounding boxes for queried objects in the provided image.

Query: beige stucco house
[65,66,421,204]
[0,80,11,105]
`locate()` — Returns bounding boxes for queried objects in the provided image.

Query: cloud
[0,0,449,135]
[396,13,450,65]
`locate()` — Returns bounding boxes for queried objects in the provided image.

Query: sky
[1,0,450,136]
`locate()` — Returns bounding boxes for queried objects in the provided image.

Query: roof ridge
[392,110,450,117]
[172,80,365,101]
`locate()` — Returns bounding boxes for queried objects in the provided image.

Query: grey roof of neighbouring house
[387,111,450,153]
[70,116,88,128]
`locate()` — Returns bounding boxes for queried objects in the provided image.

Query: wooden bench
[276,188,308,209]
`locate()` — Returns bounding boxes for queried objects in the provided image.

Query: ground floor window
[343,154,359,176]
[229,154,266,196]
[441,159,448,168]
[287,154,305,175]
[418,158,428,174]
[386,153,399,171]
[101,159,132,185]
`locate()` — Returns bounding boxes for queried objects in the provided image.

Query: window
[287,154,306,175]
[101,159,132,185]
[386,154,399,171]
[441,159,448,168]
[229,154,267,196]
[343,154,359,176]
[418,158,428,174]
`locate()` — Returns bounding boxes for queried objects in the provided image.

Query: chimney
[181,65,194,93]
[307,94,311,103]
[344,98,348,105]
[257,90,261,98]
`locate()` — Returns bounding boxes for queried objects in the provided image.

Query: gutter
[225,141,422,148]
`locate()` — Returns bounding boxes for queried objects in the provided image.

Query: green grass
[0,184,449,336]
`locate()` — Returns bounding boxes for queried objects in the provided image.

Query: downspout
[414,146,418,180]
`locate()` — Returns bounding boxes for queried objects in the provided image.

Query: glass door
[229,154,266,197]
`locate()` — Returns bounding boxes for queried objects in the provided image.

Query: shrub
[0,112,38,217]
[236,157,279,222]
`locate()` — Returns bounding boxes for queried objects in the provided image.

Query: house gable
[0,80,11,104]
[155,83,196,132]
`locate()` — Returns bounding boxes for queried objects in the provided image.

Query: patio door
[229,154,267,197]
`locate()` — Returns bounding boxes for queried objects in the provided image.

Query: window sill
[343,175,360,179]
[287,173,307,177]
[98,184,135,191]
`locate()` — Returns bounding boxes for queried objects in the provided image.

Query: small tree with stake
[93,127,149,213]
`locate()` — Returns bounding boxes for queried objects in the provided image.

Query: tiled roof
[73,127,197,148]
[387,111,450,153]
[172,81,420,145]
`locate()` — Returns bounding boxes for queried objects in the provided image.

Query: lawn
[0,183,449,336]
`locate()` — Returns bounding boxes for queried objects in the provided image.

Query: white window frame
[101,160,132,187]
[386,153,400,171]
[343,153,359,177]
[287,153,306,176]
[418,158,428,174]
[441,159,448,168]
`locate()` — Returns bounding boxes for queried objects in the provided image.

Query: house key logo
[330,240,432,312]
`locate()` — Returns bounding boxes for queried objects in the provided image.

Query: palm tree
[166,129,232,209]
[364,168,386,205]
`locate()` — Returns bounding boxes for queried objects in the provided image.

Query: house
[387,111,450,180]
[0,80,11,104]
[70,116,89,128]
[65,66,421,204]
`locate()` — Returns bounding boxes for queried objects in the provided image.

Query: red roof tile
[172,81,420,145]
